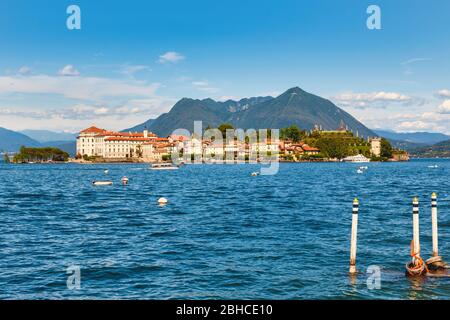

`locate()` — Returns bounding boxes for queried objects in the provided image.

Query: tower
[370,138,382,157]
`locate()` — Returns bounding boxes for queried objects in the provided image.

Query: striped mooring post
[426,193,447,269]
[412,197,420,257]
[431,193,439,257]
[405,197,428,277]
[349,198,359,274]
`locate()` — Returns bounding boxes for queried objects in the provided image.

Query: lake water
[0,159,449,299]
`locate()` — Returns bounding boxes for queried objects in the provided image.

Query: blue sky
[0,0,449,133]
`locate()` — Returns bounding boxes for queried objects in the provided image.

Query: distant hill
[410,139,450,158]
[20,130,77,143]
[0,127,41,152]
[0,127,77,156]
[374,130,450,145]
[127,87,375,138]
[46,141,76,156]
[384,139,427,151]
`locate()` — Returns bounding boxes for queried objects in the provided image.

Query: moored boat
[150,163,179,170]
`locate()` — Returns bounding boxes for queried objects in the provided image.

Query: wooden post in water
[431,193,439,257]
[412,197,420,256]
[349,198,359,274]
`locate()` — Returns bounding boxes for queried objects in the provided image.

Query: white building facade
[76,126,159,159]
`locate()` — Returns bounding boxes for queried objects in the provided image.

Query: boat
[356,169,364,174]
[428,165,439,168]
[150,163,179,170]
[93,180,113,186]
[342,154,371,163]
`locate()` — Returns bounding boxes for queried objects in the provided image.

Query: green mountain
[0,127,41,152]
[127,87,374,138]
[410,139,450,158]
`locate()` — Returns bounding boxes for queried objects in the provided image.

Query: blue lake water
[0,159,449,299]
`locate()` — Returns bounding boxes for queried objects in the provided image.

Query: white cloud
[58,65,80,77]
[158,51,185,64]
[397,120,432,130]
[94,107,109,115]
[437,89,450,98]
[438,100,450,114]
[334,91,412,109]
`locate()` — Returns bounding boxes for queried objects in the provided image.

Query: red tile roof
[302,145,320,151]
[80,126,107,134]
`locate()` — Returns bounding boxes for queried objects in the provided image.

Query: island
[12,146,70,163]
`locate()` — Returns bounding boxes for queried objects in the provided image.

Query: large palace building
[76,126,168,160]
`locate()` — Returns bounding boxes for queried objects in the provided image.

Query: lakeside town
[5,123,410,164]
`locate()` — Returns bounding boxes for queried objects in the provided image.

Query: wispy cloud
[0,74,160,101]
[400,58,431,76]
[120,64,151,77]
[192,80,219,93]
[158,51,185,64]
[18,66,31,76]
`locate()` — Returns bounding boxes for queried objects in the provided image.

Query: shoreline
[4,159,421,165]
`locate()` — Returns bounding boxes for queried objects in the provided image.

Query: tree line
[13,146,69,163]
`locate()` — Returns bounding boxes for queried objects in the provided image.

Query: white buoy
[158,197,168,205]
[412,197,420,257]
[104,169,109,174]
[431,193,439,257]
[349,198,359,274]
[251,172,259,176]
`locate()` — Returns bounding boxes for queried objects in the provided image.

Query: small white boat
[359,166,368,170]
[93,180,113,186]
[251,172,259,176]
[356,169,364,174]
[343,154,371,163]
[150,163,179,170]
[428,165,439,168]
[104,169,109,174]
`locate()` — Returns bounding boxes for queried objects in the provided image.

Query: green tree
[380,138,393,158]
[218,123,234,137]
[281,125,306,142]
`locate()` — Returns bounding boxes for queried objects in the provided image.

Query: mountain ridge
[126,87,375,138]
